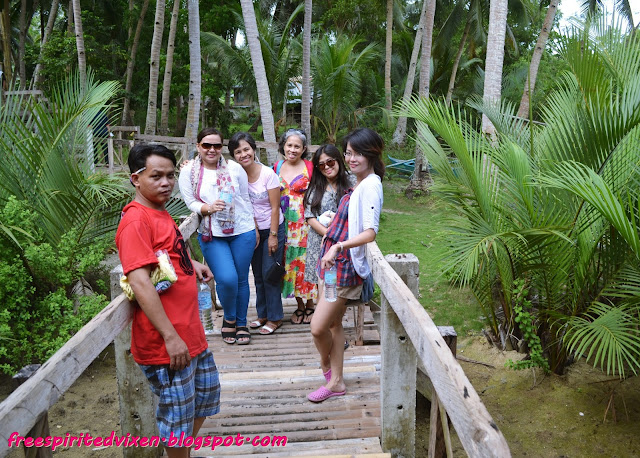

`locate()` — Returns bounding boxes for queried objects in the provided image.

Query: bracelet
[269,230,277,236]
[337,241,345,252]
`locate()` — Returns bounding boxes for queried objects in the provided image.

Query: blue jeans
[252,222,286,322]
[199,230,256,327]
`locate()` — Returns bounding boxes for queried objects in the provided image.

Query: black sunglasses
[317,158,337,171]
[200,142,223,150]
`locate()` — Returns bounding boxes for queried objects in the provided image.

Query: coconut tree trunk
[301,0,312,143]
[240,0,277,164]
[446,17,470,106]
[18,0,27,89]
[33,0,60,87]
[144,0,166,135]
[517,0,559,119]
[384,0,393,111]
[410,0,436,191]
[185,0,201,143]
[1,0,12,88]
[122,0,150,126]
[71,0,86,88]
[482,0,508,138]
[392,0,428,146]
[160,0,181,135]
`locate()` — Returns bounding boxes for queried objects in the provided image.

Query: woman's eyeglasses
[200,142,223,150]
[317,158,337,171]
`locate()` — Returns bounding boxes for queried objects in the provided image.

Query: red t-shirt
[115,201,208,365]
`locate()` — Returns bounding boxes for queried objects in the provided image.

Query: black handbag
[265,260,286,285]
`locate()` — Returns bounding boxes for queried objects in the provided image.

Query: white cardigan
[348,173,383,278]
[178,159,255,237]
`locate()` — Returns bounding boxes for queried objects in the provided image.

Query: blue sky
[559,0,640,29]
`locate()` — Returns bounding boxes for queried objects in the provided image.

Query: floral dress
[279,169,317,301]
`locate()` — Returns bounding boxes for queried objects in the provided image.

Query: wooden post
[110,266,161,458]
[12,365,53,458]
[381,253,420,458]
[107,128,114,174]
[429,326,457,458]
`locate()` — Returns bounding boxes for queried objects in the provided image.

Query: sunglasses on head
[200,142,223,150]
[317,158,337,171]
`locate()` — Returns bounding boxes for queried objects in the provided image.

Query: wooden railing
[0,211,510,457]
[105,126,320,172]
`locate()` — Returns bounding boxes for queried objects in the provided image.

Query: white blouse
[178,159,255,237]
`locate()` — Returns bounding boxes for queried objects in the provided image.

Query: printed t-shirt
[115,201,208,365]
[248,165,284,230]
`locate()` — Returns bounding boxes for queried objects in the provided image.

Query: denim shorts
[139,349,220,445]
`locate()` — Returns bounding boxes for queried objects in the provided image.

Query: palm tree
[240,0,277,162]
[160,0,181,135]
[185,0,201,142]
[301,0,312,144]
[0,70,127,248]
[312,35,379,143]
[517,0,559,118]
[399,17,640,377]
[392,0,428,146]
[1,0,12,88]
[144,0,166,135]
[384,0,393,111]
[33,0,61,87]
[71,0,86,88]
[482,0,508,137]
[122,0,150,126]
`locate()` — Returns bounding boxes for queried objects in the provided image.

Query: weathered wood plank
[189,437,384,457]
[0,295,132,457]
[366,245,510,457]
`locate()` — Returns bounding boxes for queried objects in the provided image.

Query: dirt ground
[3,337,639,457]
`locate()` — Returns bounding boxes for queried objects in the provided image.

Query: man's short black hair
[128,144,177,173]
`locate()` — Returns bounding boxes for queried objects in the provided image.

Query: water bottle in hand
[324,264,337,303]
[198,281,215,335]
[216,183,234,222]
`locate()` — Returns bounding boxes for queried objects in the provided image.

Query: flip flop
[307,386,346,403]
[290,308,305,324]
[323,369,332,383]
[303,307,315,324]
[259,321,282,335]
[250,319,267,329]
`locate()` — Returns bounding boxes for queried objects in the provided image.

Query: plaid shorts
[139,349,220,445]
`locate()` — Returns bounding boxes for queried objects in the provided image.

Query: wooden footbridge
[0,212,510,457]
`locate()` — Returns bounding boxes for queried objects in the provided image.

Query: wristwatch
[269,230,277,236]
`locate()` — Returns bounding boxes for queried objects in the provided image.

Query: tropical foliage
[399,16,640,377]
[0,72,129,373]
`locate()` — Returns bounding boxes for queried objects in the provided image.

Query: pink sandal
[307,386,346,403]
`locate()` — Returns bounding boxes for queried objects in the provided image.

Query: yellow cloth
[120,251,178,301]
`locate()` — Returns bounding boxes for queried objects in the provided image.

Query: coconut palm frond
[564,302,640,378]
[0,71,126,249]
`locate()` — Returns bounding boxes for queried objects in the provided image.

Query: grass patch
[376,177,485,334]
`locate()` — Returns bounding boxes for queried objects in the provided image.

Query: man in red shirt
[116,144,219,457]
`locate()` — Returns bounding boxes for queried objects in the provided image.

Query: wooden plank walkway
[193,281,385,457]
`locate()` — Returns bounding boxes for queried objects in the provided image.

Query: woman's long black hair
[303,144,352,216]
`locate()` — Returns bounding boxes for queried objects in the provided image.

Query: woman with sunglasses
[307,128,384,403]
[274,129,317,324]
[229,131,286,335]
[179,128,258,345]
[303,145,355,289]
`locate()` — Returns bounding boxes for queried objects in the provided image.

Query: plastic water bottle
[324,264,337,303]
[216,183,234,222]
[198,281,215,335]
